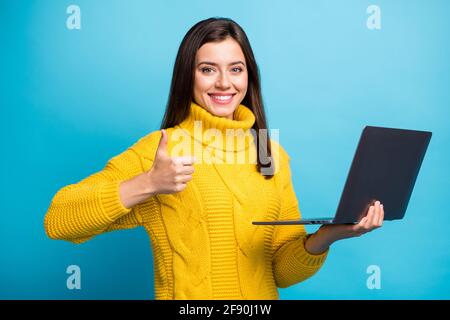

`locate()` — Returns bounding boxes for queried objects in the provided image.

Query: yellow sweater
[44,101,329,300]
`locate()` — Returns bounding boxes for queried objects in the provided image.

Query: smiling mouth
[208,93,236,105]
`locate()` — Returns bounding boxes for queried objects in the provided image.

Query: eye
[231,67,243,73]
[200,67,214,73]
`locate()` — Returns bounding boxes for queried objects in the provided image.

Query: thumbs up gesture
[146,129,196,194]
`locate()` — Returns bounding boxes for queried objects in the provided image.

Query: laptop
[252,126,432,225]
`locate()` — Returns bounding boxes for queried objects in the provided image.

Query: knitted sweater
[44,101,329,300]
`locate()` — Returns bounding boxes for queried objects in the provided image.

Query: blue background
[1,0,449,299]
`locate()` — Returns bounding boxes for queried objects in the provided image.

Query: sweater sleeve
[271,145,329,288]
[44,147,148,244]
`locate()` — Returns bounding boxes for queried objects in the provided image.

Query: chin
[207,104,236,118]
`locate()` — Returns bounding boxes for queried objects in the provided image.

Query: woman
[44,17,384,300]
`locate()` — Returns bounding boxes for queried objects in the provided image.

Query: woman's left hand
[305,200,385,255]
[320,200,385,242]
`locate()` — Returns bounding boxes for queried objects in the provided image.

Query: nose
[216,71,231,89]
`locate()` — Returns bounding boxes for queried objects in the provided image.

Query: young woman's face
[193,37,248,120]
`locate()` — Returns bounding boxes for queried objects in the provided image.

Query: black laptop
[252,126,432,225]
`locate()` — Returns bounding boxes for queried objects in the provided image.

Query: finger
[353,216,368,233]
[176,175,193,183]
[177,165,195,175]
[172,156,197,165]
[156,129,168,157]
[378,204,385,226]
[369,202,381,227]
[352,225,365,236]
[370,209,380,229]
[175,182,187,192]
[364,205,376,229]
[358,216,368,227]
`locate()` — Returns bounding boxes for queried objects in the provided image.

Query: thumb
[155,129,168,158]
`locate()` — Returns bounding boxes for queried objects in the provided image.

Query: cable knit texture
[44,101,329,299]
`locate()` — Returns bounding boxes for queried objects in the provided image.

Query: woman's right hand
[119,129,196,209]
[146,129,196,194]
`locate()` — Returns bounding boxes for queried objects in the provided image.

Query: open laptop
[252,126,432,225]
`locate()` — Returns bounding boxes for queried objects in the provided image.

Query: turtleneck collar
[174,101,257,154]
[179,101,256,133]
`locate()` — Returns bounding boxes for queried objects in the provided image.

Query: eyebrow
[197,61,246,67]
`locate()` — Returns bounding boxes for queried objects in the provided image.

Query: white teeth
[211,95,233,100]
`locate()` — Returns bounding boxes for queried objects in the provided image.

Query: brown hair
[160,17,274,178]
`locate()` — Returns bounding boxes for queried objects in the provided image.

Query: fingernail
[380,204,383,208]
[375,200,380,205]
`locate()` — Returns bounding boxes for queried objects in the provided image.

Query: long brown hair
[160,17,274,178]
